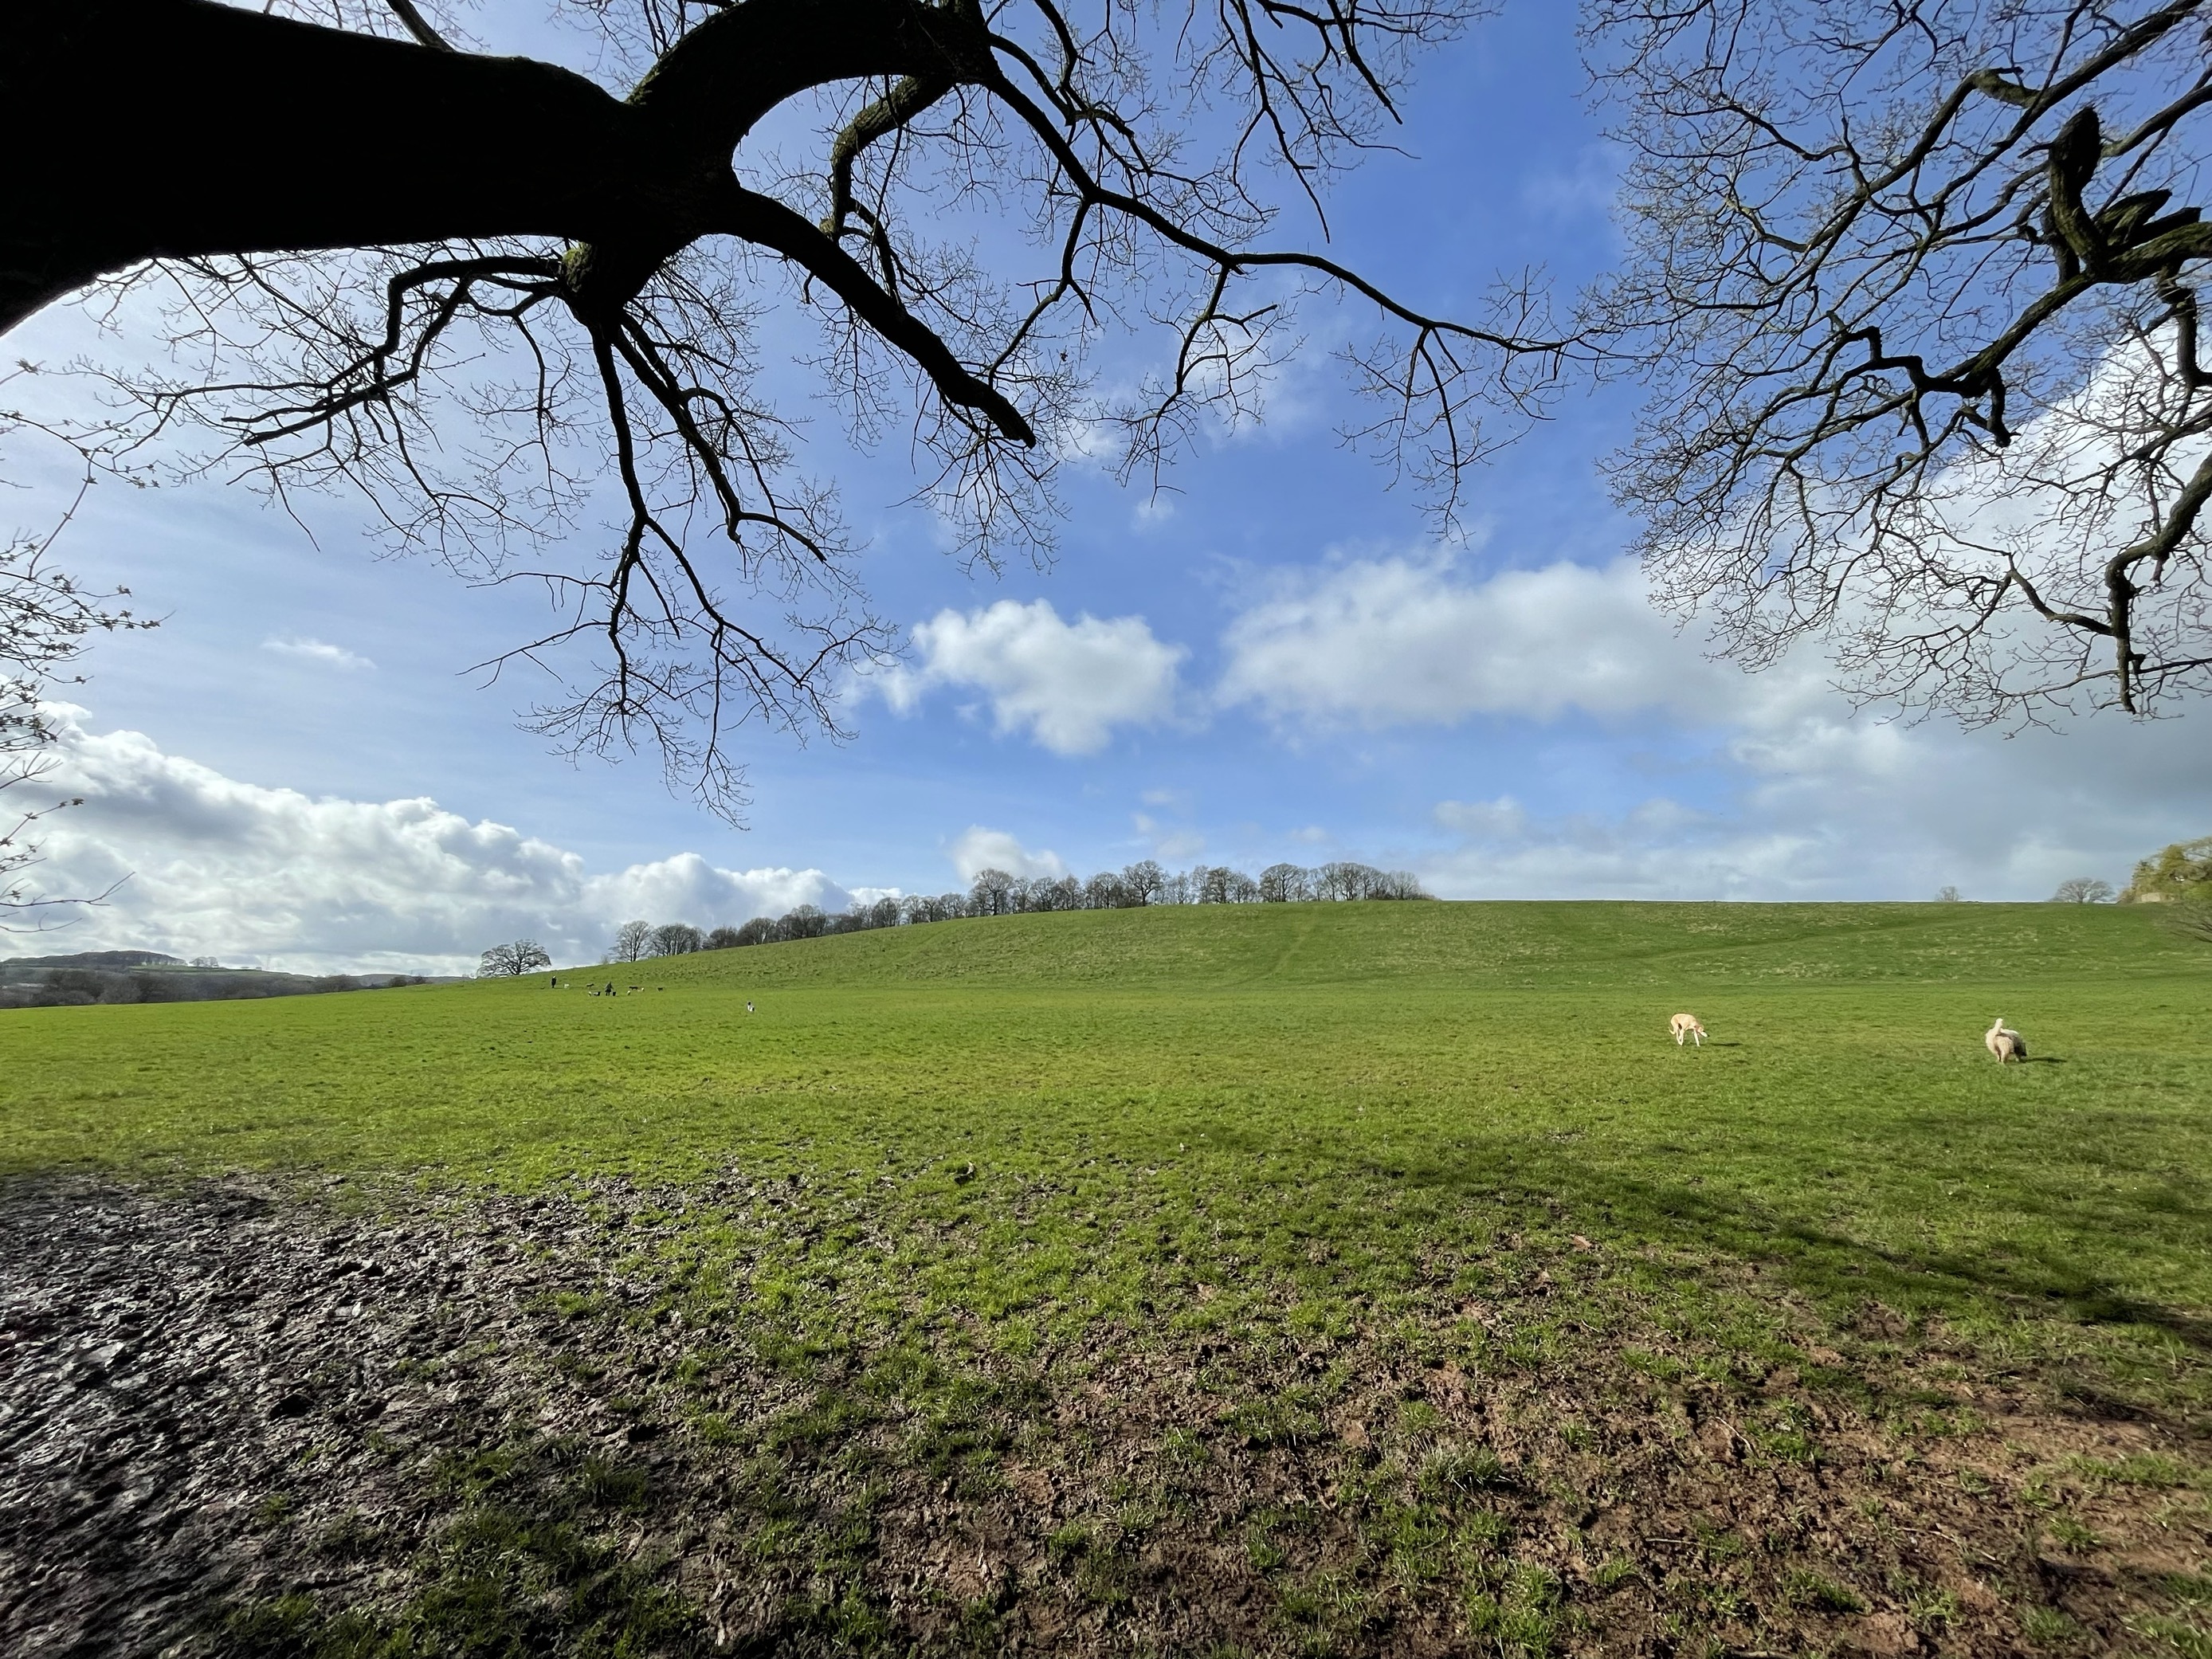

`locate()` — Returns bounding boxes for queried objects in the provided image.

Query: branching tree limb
[1588,0,2212,723]
[0,415,155,925]
[1,0,1575,814]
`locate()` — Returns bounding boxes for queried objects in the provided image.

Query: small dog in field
[1669,1013,1705,1047]
[1985,1017,2026,1064]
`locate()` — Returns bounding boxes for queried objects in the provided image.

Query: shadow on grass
[1326,1136,2212,1367]
[214,1437,709,1658]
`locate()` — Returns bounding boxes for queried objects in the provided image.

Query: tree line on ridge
[586,860,1429,966]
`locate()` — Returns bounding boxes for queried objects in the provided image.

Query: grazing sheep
[1669,1013,1706,1047]
[1986,1017,2026,1064]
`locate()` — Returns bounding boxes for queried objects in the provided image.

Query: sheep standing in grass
[1669,1013,1706,1047]
[1986,1017,2026,1064]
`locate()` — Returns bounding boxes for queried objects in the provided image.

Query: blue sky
[14,2,2212,971]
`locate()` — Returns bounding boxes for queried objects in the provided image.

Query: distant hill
[0,954,429,1011]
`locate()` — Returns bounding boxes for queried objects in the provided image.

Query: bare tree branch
[2,0,1573,812]
[1588,0,2212,724]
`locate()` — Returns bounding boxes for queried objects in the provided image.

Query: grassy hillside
[10,901,2210,1320]
[9,901,2212,1655]
[583,896,2206,989]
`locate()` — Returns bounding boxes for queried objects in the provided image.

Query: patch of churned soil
[2,1173,2206,1657]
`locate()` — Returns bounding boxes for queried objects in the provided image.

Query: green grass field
[10,900,2212,1654]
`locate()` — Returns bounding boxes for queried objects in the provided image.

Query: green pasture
[16,899,2212,1653]
[9,900,2211,1388]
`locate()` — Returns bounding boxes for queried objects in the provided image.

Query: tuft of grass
[2135,1613,2212,1658]
[1465,1560,1565,1656]
[2045,1512,2102,1553]
[1906,1586,1961,1636]
[1418,1447,1512,1504]
[2022,1605,2087,1648]
[1591,1555,1637,1591]
[2071,1452,2200,1489]
[1781,1567,1867,1614]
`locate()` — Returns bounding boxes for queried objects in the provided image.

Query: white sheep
[1985,1016,2027,1064]
[1669,1013,1706,1047]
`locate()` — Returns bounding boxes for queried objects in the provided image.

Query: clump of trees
[610,859,1428,959]
[2120,837,2212,905]
[959,858,1425,916]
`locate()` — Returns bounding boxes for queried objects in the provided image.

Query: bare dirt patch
[3,1174,2208,1656]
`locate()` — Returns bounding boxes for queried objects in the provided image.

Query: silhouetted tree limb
[2,0,1574,816]
[0,445,154,926]
[1589,0,2212,724]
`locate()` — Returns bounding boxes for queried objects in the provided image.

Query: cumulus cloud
[879,598,1186,755]
[945,826,1067,882]
[1215,547,2212,900]
[1415,694,2212,902]
[262,636,375,672]
[1218,553,1737,728]
[24,712,858,975]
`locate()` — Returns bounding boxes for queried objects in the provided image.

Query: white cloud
[22,711,857,975]
[1218,553,1737,729]
[946,826,1067,882]
[1215,547,2212,900]
[1128,815,1202,861]
[1131,794,1204,861]
[1414,697,2212,901]
[263,636,375,672]
[1433,796,1528,840]
[1520,143,1625,225]
[880,598,1186,755]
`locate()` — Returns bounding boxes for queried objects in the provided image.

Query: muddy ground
[2,1173,2207,1656]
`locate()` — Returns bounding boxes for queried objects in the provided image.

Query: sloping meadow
[5,902,2211,1655]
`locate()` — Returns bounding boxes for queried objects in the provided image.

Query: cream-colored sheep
[1669,1013,1706,1047]
[1985,1017,2026,1064]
